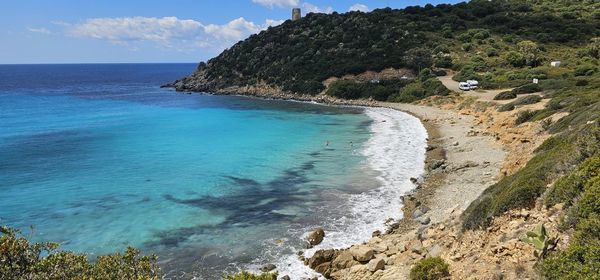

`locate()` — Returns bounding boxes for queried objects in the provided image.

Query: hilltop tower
[292,8,301,21]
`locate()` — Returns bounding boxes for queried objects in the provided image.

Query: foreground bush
[409,257,450,280]
[0,226,160,280]
[223,271,278,280]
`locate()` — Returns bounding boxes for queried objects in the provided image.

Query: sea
[0,64,428,279]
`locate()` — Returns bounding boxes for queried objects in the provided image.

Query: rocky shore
[301,93,568,279]
[165,79,566,279]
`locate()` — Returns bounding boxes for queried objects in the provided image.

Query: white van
[467,80,479,90]
[458,82,471,91]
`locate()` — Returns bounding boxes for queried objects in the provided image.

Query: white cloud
[65,16,283,52]
[302,2,333,14]
[349,3,369,12]
[252,0,299,8]
[28,27,51,34]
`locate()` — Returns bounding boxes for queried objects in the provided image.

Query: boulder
[427,244,443,257]
[366,258,385,272]
[281,276,290,280]
[452,160,480,171]
[372,243,388,253]
[417,226,429,240]
[427,159,447,171]
[260,263,276,272]
[412,208,424,219]
[350,246,374,262]
[307,228,325,246]
[307,249,337,269]
[418,216,431,225]
[410,241,424,255]
[314,262,332,277]
[332,251,359,270]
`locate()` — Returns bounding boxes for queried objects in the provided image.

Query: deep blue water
[0,64,403,279]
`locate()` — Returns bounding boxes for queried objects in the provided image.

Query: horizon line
[0,62,199,66]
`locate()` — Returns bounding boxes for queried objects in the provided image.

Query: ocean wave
[274,107,428,279]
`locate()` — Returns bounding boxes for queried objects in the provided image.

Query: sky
[0,0,461,64]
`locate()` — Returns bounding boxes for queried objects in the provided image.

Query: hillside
[169,0,599,100]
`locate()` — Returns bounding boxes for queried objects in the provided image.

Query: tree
[0,226,160,279]
[517,40,543,67]
[404,48,433,72]
[505,51,526,67]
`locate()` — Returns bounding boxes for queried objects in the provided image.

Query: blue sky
[0,0,460,64]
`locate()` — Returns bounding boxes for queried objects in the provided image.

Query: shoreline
[171,89,507,279]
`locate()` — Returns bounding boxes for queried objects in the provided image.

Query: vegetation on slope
[174,0,600,96]
[539,154,600,279]
[409,257,450,280]
[0,226,160,279]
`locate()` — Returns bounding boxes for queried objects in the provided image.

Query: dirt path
[437,75,512,102]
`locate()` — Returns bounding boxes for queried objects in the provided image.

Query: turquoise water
[0,64,423,279]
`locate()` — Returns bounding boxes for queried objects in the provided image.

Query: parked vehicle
[459,82,471,91]
[467,80,479,90]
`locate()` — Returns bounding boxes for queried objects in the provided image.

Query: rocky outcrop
[349,246,374,262]
[307,228,325,246]
[305,249,339,278]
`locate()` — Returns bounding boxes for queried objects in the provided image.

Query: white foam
[274,107,428,279]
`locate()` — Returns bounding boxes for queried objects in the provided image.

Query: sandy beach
[302,80,560,279]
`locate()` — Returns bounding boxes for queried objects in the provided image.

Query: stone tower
[292,8,301,21]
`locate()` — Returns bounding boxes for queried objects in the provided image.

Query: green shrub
[325,80,364,99]
[575,65,597,76]
[0,226,160,279]
[544,154,600,207]
[512,95,542,106]
[572,214,600,247]
[573,179,600,224]
[497,103,516,112]
[515,110,538,125]
[433,69,447,76]
[453,65,481,82]
[389,78,448,103]
[494,91,517,100]
[409,257,450,280]
[512,83,542,95]
[576,79,590,87]
[392,82,425,103]
[506,51,526,67]
[540,244,600,280]
[434,56,453,68]
[462,43,473,52]
[486,47,499,57]
[224,271,278,280]
[326,79,410,101]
